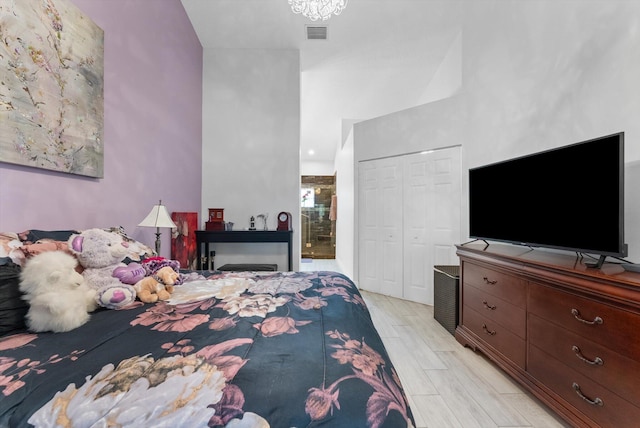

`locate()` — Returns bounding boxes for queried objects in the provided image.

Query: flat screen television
[468,132,626,266]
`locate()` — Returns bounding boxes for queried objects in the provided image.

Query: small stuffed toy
[19,251,97,333]
[141,256,184,284]
[134,266,179,303]
[68,228,137,309]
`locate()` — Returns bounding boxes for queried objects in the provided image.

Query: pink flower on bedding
[209,316,238,331]
[0,350,84,396]
[196,338,252,381]
[131,308,184,327]
[316,286,348,297]
[320,274,354,289]
[131,303,209,332]
[0,371,26,396]
[253,316,312,337]
[293,295,327,311]
[306,384,340,420]
[152,314,209,332]
[316,286,364,305]
[0,333,38,351]
[209,383,245,426]
[329,332,385,377]
[208,354,248,381]
[305,330,413,427]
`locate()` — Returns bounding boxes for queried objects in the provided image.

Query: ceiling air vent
[306,25,328,40]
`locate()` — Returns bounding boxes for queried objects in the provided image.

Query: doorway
[301,175,336,259]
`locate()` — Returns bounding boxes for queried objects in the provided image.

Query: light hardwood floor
[300,259,569,428]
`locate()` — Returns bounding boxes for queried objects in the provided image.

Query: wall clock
[277,212,292,231]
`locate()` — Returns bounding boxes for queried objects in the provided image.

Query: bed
[0,230,415,428]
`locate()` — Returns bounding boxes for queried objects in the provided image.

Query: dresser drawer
[462,262,526,307]
[529,314,640,407]
[462,305,525,368]
[464,284,526,338]
[529,282,640,360]
[529,344,640,428]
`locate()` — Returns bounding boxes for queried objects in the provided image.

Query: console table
[456,242,640,428]
[196,230,293,271]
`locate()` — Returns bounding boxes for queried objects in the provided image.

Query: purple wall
[0,0,203,258]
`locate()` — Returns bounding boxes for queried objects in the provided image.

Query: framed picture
[0,0,104,177]
[171,212,198,270]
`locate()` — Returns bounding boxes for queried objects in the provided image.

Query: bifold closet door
[358,157,403,298]
[358,147,461,304]
[403,148,461,305]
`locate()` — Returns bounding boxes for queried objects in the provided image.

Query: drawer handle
[571,309,603,325]
[483,300,497,310]
[572,382,604,407]
[482,323,496,336]
[483,277,497,285]
[572,345,604,366]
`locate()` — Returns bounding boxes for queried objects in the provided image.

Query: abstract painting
[171,212,198,270]
[0,0,104,177]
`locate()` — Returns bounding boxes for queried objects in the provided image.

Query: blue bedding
[0,270,415,427]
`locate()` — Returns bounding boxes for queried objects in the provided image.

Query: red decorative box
[205,221,225,231]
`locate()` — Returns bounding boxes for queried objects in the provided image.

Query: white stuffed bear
[68,228,137,309]
[19,251,98,333]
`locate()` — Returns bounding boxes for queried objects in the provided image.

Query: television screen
[469,132,626,258]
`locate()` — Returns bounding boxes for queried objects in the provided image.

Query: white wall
[463,0,640,262]
[354,0,640,263]
[462,0,640,166]
[301,160,335,176]
[334,128,355,279]
[202,48,301,270]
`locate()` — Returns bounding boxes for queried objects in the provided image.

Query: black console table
[195,230,293,271]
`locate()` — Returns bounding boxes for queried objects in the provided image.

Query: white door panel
[358,158,402,298]
[358,147,461,305]
[403,153,431,304]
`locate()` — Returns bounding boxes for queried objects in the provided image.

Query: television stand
[585,249,630,269]
[585,254,607,269]
[460,238,490,249]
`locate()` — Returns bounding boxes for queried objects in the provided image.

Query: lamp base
[155,229,162,255]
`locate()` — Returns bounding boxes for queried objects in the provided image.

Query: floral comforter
[0,271,415,428]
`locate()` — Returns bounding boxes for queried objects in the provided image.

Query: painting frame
[0,0,105,178]
[171,212,198,270]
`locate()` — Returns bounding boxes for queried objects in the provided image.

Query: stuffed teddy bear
[19,251,98,332]
[68,228,137,309]
[134,266,179,303]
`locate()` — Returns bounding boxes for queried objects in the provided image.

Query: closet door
[430,147,462,269]
[403,153,430,304]
[358,157,403,298]
[403,147,461,305]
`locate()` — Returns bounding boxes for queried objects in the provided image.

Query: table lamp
[138,200,177,255]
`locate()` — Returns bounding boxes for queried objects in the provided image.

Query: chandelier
[288,0,348,22]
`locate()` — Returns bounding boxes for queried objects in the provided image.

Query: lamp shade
[138,201,177,229]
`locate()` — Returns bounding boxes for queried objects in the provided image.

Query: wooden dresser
[456,243,640,428]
